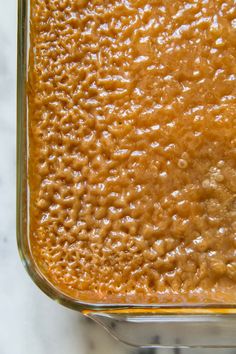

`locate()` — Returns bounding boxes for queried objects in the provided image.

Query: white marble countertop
[0,1,235,353]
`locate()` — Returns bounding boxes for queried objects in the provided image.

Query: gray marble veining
[0,0,235,353]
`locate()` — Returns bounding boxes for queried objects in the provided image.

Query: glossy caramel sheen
[29,0,236,303]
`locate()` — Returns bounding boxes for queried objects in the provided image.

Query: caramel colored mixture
[29,0,236,304]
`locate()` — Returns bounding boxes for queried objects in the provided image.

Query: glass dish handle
[87,312,236,348]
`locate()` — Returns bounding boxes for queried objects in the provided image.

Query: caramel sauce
[29,0,236,303]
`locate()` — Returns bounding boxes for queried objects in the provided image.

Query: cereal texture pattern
[29,0,236,303]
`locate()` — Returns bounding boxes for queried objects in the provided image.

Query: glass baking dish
[17,0,236,348]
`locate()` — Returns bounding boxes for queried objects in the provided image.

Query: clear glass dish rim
[16,0,236,315]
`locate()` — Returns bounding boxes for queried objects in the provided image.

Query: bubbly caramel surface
[29,0,236,303]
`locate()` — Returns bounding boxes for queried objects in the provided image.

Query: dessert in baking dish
[28,0,236,303]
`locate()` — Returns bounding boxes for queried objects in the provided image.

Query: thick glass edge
[87,312,236,348]
[17,0,27,254]
[16,0,236,315]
